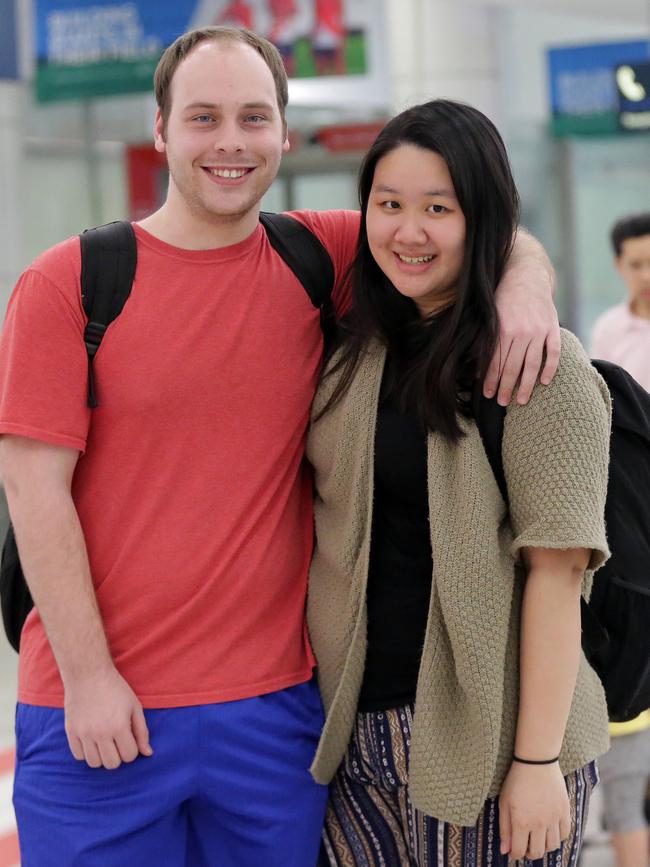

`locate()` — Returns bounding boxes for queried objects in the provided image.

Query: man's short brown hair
[154,26,289,133]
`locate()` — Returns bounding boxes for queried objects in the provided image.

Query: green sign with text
[35,0,369,103]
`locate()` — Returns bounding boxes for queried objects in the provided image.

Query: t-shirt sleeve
[0,260,91,452]
[502,329,611,573]
[285,209,359,318]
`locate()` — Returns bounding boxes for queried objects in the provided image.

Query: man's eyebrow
[182,101,275,112]
[183,102,218,112]
[241,101,275,111]
[374,185,457,198]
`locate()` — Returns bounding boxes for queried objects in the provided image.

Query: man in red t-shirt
[0,25,560,867]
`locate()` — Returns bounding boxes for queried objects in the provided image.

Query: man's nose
[213,121,245,153]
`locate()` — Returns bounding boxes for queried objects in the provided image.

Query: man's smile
[201,166,256,183]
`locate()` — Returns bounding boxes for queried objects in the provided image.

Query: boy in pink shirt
[591,213,650,391]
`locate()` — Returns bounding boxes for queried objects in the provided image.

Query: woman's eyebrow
[374,184,456,197]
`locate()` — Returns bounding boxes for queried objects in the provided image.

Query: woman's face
[366,144,466,317]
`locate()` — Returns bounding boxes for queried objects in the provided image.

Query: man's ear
[154,108,166,153]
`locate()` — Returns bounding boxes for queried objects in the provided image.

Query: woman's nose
[394,217,428,245]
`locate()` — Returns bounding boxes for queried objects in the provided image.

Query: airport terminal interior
[0,0,649,863]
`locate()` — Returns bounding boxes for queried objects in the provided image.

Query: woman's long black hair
[320,99,520,441]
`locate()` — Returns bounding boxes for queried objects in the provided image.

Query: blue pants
[14,679,327,866]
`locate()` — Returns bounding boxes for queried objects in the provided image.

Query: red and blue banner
[34,0,369,102]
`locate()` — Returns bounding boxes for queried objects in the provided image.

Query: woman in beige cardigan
[307,100,611,867]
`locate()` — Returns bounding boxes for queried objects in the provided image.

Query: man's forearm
[7,486,113,685]
[488,228,560,404]
[508,228,556,296]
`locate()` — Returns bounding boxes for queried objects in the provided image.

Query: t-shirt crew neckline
[133,222,264,264]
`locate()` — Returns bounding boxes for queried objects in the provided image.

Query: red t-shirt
[0,209,359,708]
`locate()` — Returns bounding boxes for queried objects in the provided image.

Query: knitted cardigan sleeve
[503,329,611,573]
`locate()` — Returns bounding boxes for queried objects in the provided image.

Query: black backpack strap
[80,221,137,408]
[259,212,337,354]
[472,387,508,506]
[591,358,650,438]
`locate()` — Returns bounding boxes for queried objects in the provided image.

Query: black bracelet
[513,754,559,765]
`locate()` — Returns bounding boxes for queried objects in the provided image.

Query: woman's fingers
[545,824,562,855]
[559,808,572,842]
[499,800,512,855]
[498,762,571,860]
[506,818,566,861]
[526,828,548,861]
[509,822,562,861]
[509,822,531,861]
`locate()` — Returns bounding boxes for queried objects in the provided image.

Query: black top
[358,356,434,712]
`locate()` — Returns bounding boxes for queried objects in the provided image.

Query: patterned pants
[319,705,598,867]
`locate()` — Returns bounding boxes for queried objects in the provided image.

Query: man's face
[155,40,289,225]
[616,234,650,315]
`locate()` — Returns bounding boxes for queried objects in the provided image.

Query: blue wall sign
[548,40,650,136]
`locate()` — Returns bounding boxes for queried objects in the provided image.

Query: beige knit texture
[306,329,611,826]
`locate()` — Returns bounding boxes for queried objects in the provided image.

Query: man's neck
[629,296,650,321]
[137,200,260,251]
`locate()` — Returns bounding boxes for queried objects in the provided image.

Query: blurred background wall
[0,7,647,856]
[0,0,649,342]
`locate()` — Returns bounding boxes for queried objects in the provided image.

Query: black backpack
[0,213,336,652]
[474,359,650,723]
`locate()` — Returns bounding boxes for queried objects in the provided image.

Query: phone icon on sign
[616,65,647,101]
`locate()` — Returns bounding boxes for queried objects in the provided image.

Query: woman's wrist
[512,754,559,766]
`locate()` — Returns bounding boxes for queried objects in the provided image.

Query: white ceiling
[463,0,648,23]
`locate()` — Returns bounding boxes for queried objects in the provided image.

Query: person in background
[0,26,560,867]
[590,213,650,867]
[591,213,650,391]
[598,710,650,867]
[306,99,611,867]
